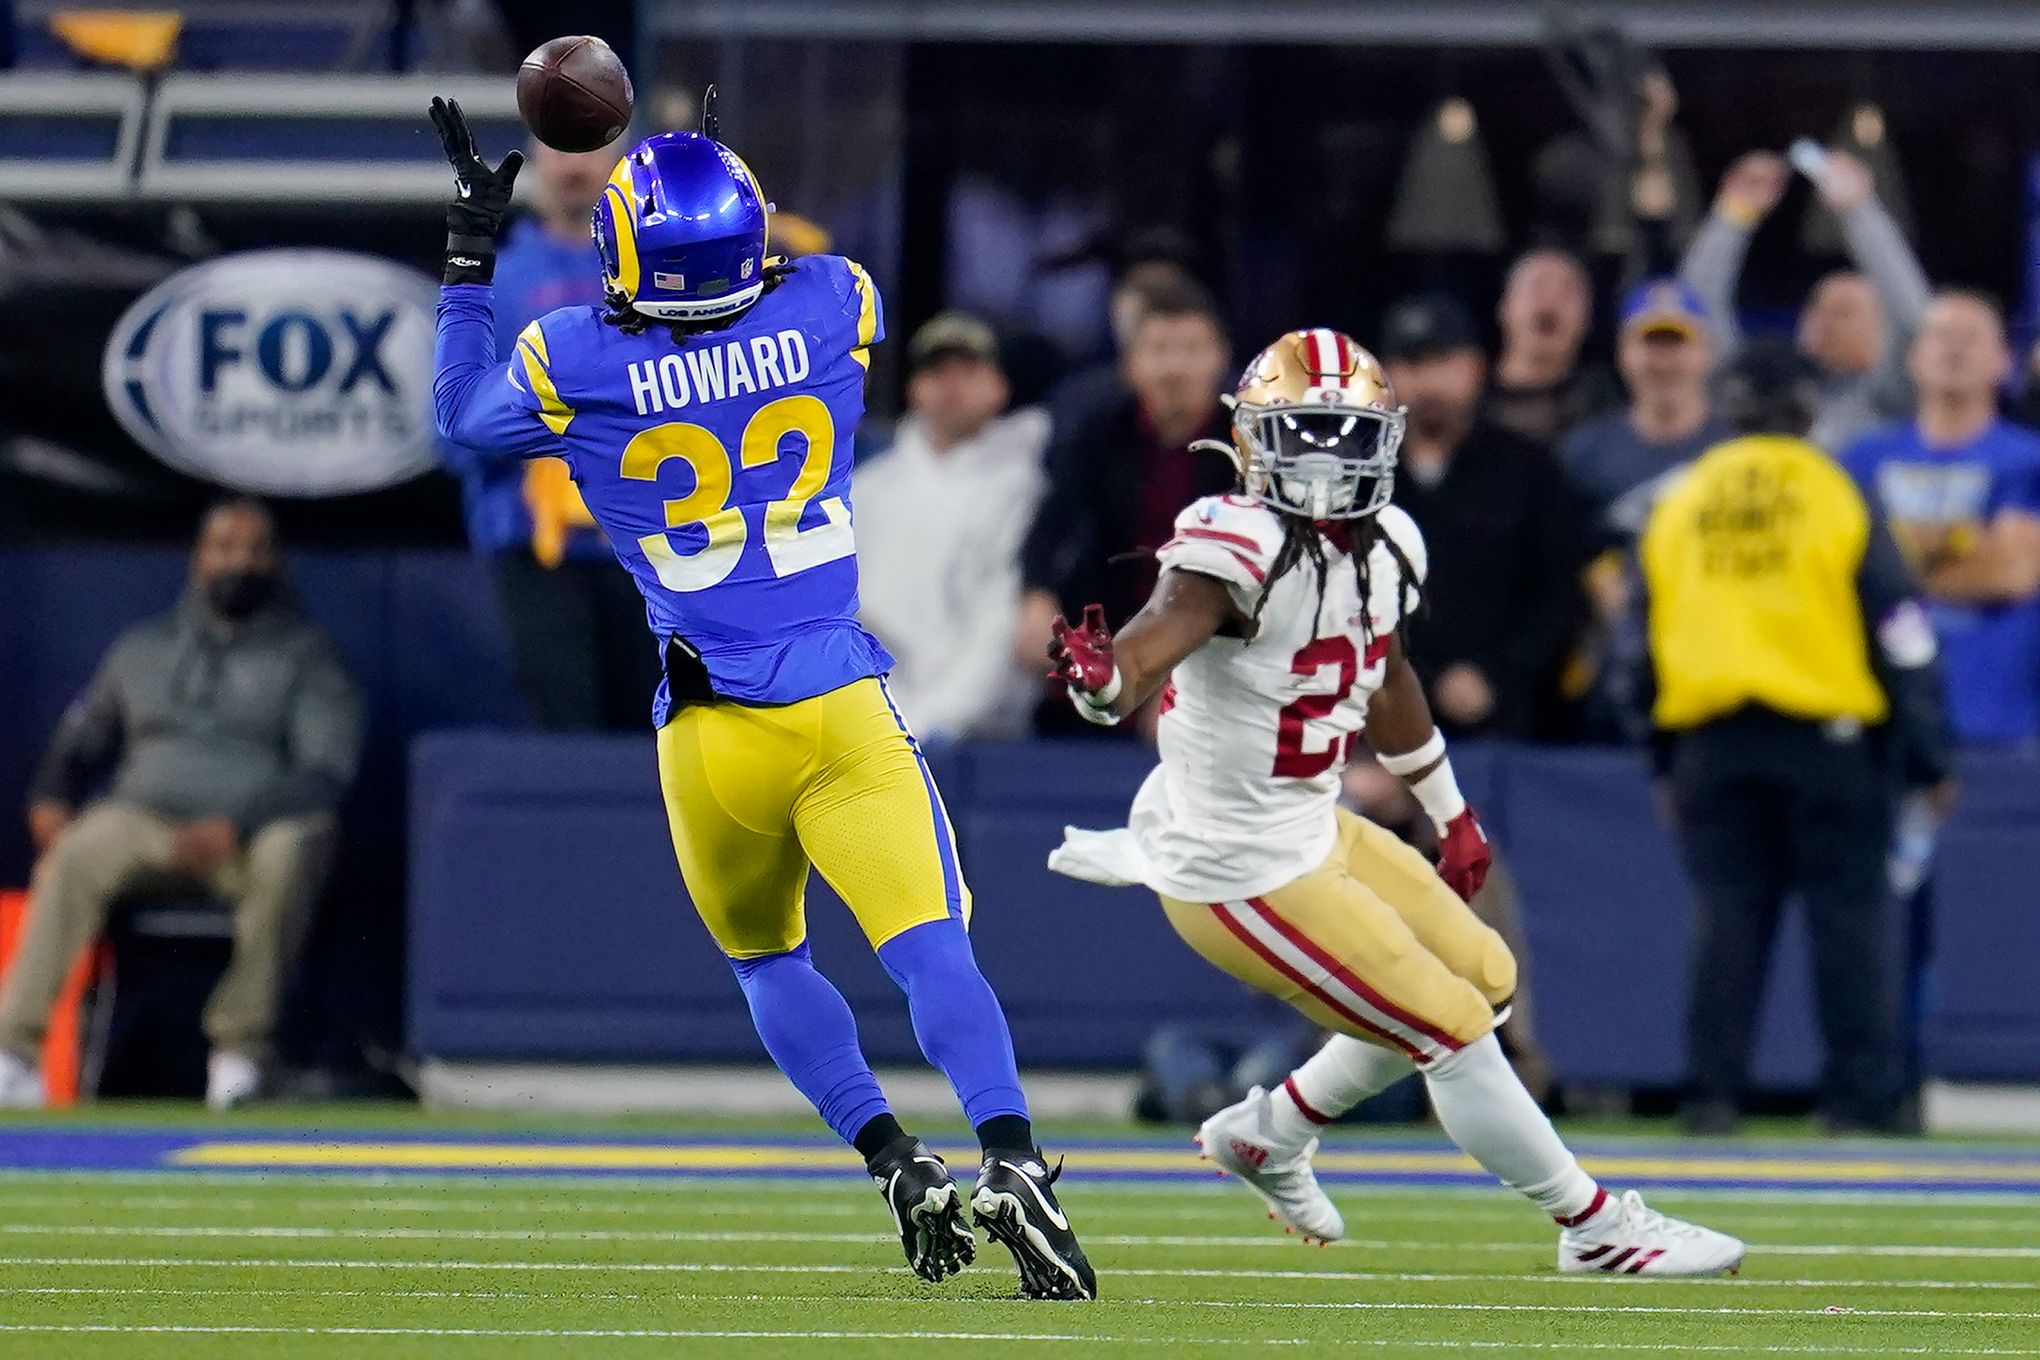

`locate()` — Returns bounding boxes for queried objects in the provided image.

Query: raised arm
[427,95,558,459]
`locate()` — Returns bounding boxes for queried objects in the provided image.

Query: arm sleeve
[1677,209,1751,357]
[433,284,564,458]
[1840,198,1931,346]
[28,648,127,808]
[1155,498,1287,618]
[1857,510,1952,788]
[237,637,365,833]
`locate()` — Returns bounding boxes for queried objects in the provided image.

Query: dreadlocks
[1252,509,1424,645]
[601,260,800,341]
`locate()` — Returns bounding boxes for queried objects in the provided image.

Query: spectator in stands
[1015,280,1235,672]
[1844,291,2040,748]
[1045,240,1205,430]
[1379,294,1589,740]
[1561,281,1730,545]
[436,138,660,731]
[1559,281,1733,740]
[1642,341,1949,1134]
[0,500,361,1111]
[1681,149,1928,452]
[1485,249,1620,445]
[857,313,1049,743]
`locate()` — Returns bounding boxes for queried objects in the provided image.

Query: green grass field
[3,1107,2038,1358]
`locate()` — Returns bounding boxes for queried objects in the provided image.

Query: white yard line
[0,1325,2037,1354]
[2,1286,2036,1321]
[5,1222,2038,1260]
[4,1254,2035,1292]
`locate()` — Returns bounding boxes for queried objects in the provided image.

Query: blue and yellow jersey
[434,254,893,723]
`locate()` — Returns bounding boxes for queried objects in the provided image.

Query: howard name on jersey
[436,253,893,722]
[1129,493,1430,903]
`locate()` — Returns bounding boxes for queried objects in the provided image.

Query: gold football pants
[656,677,969,958]
[1160,809,1515,1065]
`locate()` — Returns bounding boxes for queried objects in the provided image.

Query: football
[516,35,634,154]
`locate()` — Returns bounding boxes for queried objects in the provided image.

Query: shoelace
[1616,1189,1702,1239]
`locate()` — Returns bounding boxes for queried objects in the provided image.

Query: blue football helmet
[593,131,771,322]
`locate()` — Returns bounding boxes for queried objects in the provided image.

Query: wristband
[1405,758,1468,828]
[1375,729,1446,777]
[1067,665,1123,726]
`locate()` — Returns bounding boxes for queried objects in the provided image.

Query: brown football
[516,35,634,154]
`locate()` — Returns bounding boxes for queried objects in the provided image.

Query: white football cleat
[206,1050,261,1111]
[1195,1086,1345,1243]
[1559,1189,1746,1276]
[0,1048,45,1108]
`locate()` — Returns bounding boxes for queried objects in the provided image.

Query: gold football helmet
[1196,328,1405,520]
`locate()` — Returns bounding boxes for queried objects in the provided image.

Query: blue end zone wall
[409,733,2040,1087]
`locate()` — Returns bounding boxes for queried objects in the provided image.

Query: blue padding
[163,115,528,164]
[0,115,123,160]
[1923,752,2040,1079]
[406,735,2040,1081]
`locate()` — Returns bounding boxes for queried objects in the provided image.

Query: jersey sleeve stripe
[848,261,879,366]
[514,321,576,436]
[1178,526,1265,554]
[1160,538,1266,584]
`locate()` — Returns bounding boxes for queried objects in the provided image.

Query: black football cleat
[972,1149,1097,1300]
[868,1136,975,1283]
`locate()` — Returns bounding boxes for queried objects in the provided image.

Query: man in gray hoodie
[1680,149,1928,454]
[0,499,361,1109]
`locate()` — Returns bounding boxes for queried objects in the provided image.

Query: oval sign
[103,249,441,497]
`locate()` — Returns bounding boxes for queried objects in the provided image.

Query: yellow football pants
[655,677,970,958]
[1160,809,1516,1065]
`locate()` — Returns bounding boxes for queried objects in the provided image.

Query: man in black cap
[1641,338,1951,1134]
[1378,293,1591,740]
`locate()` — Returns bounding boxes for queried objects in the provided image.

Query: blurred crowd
[850,148,2040,764]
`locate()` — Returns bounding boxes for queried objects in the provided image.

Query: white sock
[1423,1033,1607,1226]
[1268,1035,1416,1145]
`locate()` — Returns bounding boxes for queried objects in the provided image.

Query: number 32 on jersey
[620,393,850,592]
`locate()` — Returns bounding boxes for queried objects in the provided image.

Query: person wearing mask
[1486,249,1621,446]
[1843,291,2040,748]
[1680,150,1928,453]
[1642,340,1950,1134]
[0,501,362,1111]
[437,138,660,730]
[1379,294,1589,739]
[857,313,1049,743]
[1015,280,1235,678]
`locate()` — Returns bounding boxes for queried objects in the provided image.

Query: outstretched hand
[1047,604,1117,695]
[430,96,523,236]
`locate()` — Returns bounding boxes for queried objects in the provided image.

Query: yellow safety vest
[1641,434,1888,730]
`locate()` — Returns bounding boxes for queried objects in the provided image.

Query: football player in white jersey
[1046,328,1744,1277]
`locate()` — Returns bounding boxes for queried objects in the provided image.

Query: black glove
[430,95,524,285]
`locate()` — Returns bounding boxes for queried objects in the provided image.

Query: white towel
[1046,825,1155,889]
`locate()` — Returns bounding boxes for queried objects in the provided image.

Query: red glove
[1436,807,1492,902]
[1047,604,1118,696]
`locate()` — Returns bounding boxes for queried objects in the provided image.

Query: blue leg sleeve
[728,942,890,1145]
[876,918,1029,1125]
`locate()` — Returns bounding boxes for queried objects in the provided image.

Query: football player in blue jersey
[426,98,1093,1300]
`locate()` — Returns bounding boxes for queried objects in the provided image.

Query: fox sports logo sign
[103,250,439,496]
